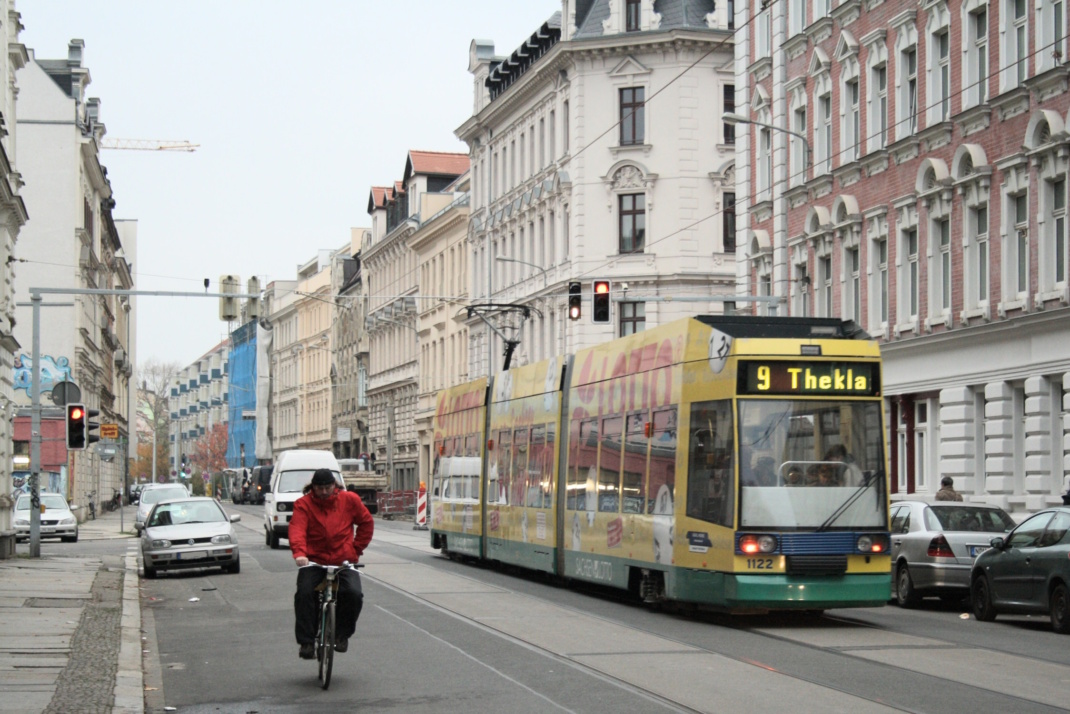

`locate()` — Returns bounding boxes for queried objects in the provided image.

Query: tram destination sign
[738,360,880,397]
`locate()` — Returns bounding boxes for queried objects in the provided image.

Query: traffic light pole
[24,286,258,558]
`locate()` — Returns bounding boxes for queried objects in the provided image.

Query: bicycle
[303,561,362,690]
[86,491,96,520]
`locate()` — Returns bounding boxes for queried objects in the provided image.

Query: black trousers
[294,567,363,645]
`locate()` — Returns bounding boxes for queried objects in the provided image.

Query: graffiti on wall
[13,354,72,395]
[12,470,67,499]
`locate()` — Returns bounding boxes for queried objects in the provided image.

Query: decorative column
[983,381,1016,499]
[1023,375,1054,511]
[938,386,975,496]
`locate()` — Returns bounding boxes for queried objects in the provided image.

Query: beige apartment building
[331,228,371,460]
[264,279,299,458]
[411,171,471,493]
[364,150,469,491]
[292,251,340,453]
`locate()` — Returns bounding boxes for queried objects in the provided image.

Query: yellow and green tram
[430,316,891,611]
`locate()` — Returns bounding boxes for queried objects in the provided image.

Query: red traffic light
[592,280,611,323]
[69,406,84,420]
[595,281,610,294]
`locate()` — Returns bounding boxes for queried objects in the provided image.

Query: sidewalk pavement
[0,508,143,714]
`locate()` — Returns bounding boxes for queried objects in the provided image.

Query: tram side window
[623,412,648,513]
[528,425,547,507]
[466,434,479,458]
[647,407,677,515]
[686,400,734,527]
[567,419,583,509]
[497,430,512,504]
[432,439,444,496]
[578,419,599,510]
[599,416,623,512]
[542,423,556,507]
[513,428,530,506]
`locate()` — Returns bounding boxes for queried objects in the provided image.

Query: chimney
[67,39,85,67]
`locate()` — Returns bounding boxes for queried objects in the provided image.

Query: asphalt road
[129,503,1070,714]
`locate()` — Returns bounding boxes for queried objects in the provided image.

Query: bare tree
[137,358,181,482]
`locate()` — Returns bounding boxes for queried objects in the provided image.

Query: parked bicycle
[302,561,362,690]
[86,491,96,520]
[103,489,121,513]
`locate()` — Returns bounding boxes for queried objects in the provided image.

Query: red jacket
[289,489,374,565]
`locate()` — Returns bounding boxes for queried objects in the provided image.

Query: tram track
[365,535,1070,714]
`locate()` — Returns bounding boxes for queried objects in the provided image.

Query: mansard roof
[485,12,562,102]
[574,0,716,37]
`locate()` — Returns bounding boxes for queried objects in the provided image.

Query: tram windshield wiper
[815,469,884,532]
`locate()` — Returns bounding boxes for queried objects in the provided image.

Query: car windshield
[927,506,1016,532]
[277,469,339,493]
[148,501,225,527]
[736,399,887,530]
[15,494,68,511]
[141,487,188,505]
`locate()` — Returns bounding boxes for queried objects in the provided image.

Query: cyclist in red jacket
[290,468,375,659]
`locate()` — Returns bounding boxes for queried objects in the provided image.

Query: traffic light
[85,408,100,447]
[66,403,87,449]
[568,281,582,320]
[65,404,98,450]
[592,280,611,323]
[219,274,240,321]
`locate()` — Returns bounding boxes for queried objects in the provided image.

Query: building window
[936,29,951,121]
[819,93,832,173]
[626,0,641,31]
[791,105,804,186]
[563,101,569,153]
[915,401,929,491]
[847,247,861,321]
[846,78,860,161]
[878,237,889,324]
[757,8,770,57]
[619,194,646,254]
[938,218,951,313]
[789,0,805,36]
[819,255,833,317]
[723,192,736,253]
[905,47,918,133]
[1015,193,1029,295]
[1052,177,1067,285]
[795,265,810,317]
[1054,0,1066,66]
[724,85,735,144]
[971,8,988,104]
[758,127,772,198]
[906,228,919,319]
[1013,0,1029,85]
[620,302,646,335]
[874,64,887,149]
[814,0,830,20]
[620,87,645,146]
[974,203,989,304]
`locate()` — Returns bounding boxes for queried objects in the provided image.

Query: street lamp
[495,255,548,288]
[722,112,812,167]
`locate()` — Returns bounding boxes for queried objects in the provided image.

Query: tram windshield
[736,399,886,530]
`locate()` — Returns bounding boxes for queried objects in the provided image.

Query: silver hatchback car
[890,500,1016,607]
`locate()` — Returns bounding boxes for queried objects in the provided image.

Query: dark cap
[311,468,336,487]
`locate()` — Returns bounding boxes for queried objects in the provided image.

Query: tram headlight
[739,534,778,554]
[857,535,887,553]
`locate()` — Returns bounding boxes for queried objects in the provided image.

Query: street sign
[100,423,119,439]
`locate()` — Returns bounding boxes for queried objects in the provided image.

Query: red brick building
[734,0,1070,514]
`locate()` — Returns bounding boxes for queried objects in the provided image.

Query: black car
[971,507,1070,633]
[249,465,273,505]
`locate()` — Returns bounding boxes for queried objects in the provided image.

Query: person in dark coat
[935,476,963,501]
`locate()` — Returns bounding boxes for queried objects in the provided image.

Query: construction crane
[100,139,199,152]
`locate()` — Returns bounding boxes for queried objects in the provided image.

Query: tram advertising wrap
[430,316,892,612]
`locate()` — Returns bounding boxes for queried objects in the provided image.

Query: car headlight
[14,518,29,526]
[59,517,76,526]
[150,539,172,549]
[211,534,233,544]
[276,502,289,513]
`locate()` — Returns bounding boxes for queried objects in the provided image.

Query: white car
[14,493,78,542]
[135,484,191,529]
[140,497,240,578]
[264,450,342,549]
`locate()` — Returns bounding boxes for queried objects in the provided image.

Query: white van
[264,450,342,549]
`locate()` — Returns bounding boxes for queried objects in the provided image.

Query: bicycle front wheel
[322,601,336,690]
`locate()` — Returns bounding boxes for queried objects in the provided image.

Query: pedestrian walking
[935,476,963,501]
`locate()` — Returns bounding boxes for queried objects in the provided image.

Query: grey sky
[18,1,558,366]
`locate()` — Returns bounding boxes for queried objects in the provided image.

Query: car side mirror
[229,514,241,523]
[134,522,143,533]
[989,536,1005,550]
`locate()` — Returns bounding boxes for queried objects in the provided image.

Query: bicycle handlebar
[299,561,364,570]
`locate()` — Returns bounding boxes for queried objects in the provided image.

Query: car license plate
[970,545,989,557]
[176,550,208,561]
[41,527,55,533]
